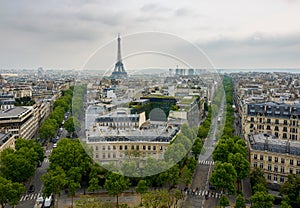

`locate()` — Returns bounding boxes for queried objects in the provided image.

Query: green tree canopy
[235,194,246,208]
[0,176,25,208]
[280,174,300,208]
[104,172,130,207]
[210,162,237,195]
[250,191,274,208]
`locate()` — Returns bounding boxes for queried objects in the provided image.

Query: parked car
[44,195,52,208]
[28,185,35,193]
[53,143,57,148]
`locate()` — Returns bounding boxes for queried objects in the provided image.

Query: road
[184,93,226,208]
[16,125,69,208]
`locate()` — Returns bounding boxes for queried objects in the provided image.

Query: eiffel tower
[111,33,127,79]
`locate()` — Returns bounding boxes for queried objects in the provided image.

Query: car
[36,161,42,167]
[53,143,57,148]
[44,195,52,208]
[28,185,35,193]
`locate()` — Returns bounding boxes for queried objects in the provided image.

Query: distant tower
[111,33,127,79]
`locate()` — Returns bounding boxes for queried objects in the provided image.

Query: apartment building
[248,133,300,185]
[232,72,300,186]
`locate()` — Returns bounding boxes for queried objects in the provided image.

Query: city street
[184,94,225,208]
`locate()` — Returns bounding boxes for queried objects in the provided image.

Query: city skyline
[1,0,300,69]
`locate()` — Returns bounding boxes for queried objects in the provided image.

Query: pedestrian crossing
[185,189,222,199]
[198,160,215,165]
[20,193,42,202]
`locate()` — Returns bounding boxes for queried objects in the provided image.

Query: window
[296,169,300,175]
[267,119,271,123]
[267,125,271,130]
[274,175,277,182]
[290,168,293,174]
[107,153,110,158]
[297,160,300,166]
[250,117,254,122]
[275,132,279,137]
[148,146,151,150]
[95,154,99,159]
[120,146,123,150]
[102,146,105,150]
[283,133,287,139]
[268,164,272,171]
[95,146,98,151]
[275,126,279,131]
[274,166,278,172]
[131,145,134,150]
[102,153,105,159]
[268,156,272,162]
[267,174,272,180]
[160,146,163,151]
[280,167,285,173]
[281,158,285,164]
[280,176,285,183]
[254,154,257,160]
[143,146,146,150]
[153,146,156,151]
[136,145,139,150]
[124,145,127,150]
[260,155,264,161]
[275,157,278,163]
[290,159,294,165]
[275,119,279,124]
[283,127,287,132]
[253,162,257,168]
[113,153,116,158]
[284,120,288,125]
[113,145,116,150]
[107,146,111,150]
[260,163,264,169]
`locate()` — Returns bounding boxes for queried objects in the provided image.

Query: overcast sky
[1,0,300,70]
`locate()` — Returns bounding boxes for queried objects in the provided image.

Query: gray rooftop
[248,133,300,156]
[0,106,31,118]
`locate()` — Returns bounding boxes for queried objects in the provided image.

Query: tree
[68,179,81,208]
[135,180,149,206]
[235,194,246,208]
[76,198,114,208]
[280,174,300,208]
[173,189,184,208]
[42,166,68,208]
[64,116,81,134]
[104,172,130,207]
[49,138,92,177]
[0,176,24,208]
[15,138,44,162]
[0,148,35,183]
[164,143,186,164]
[228,153,250,190]
[179,165,192,186]
[186,156,197,172]
[250,191,274,208]
[220,195,230,208]
[192,137,202,157]
[156,165,180,189]
[143,190,169,208]
[212,142,229,163]
[210,162,237,195]
[279,196,292,208]
[250,168,266,189]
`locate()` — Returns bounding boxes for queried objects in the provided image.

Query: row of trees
[249,168,274,208]
[0,138,44,207]
[39,87,73,140]
[41,138,92,207]
[210,76,250,207]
